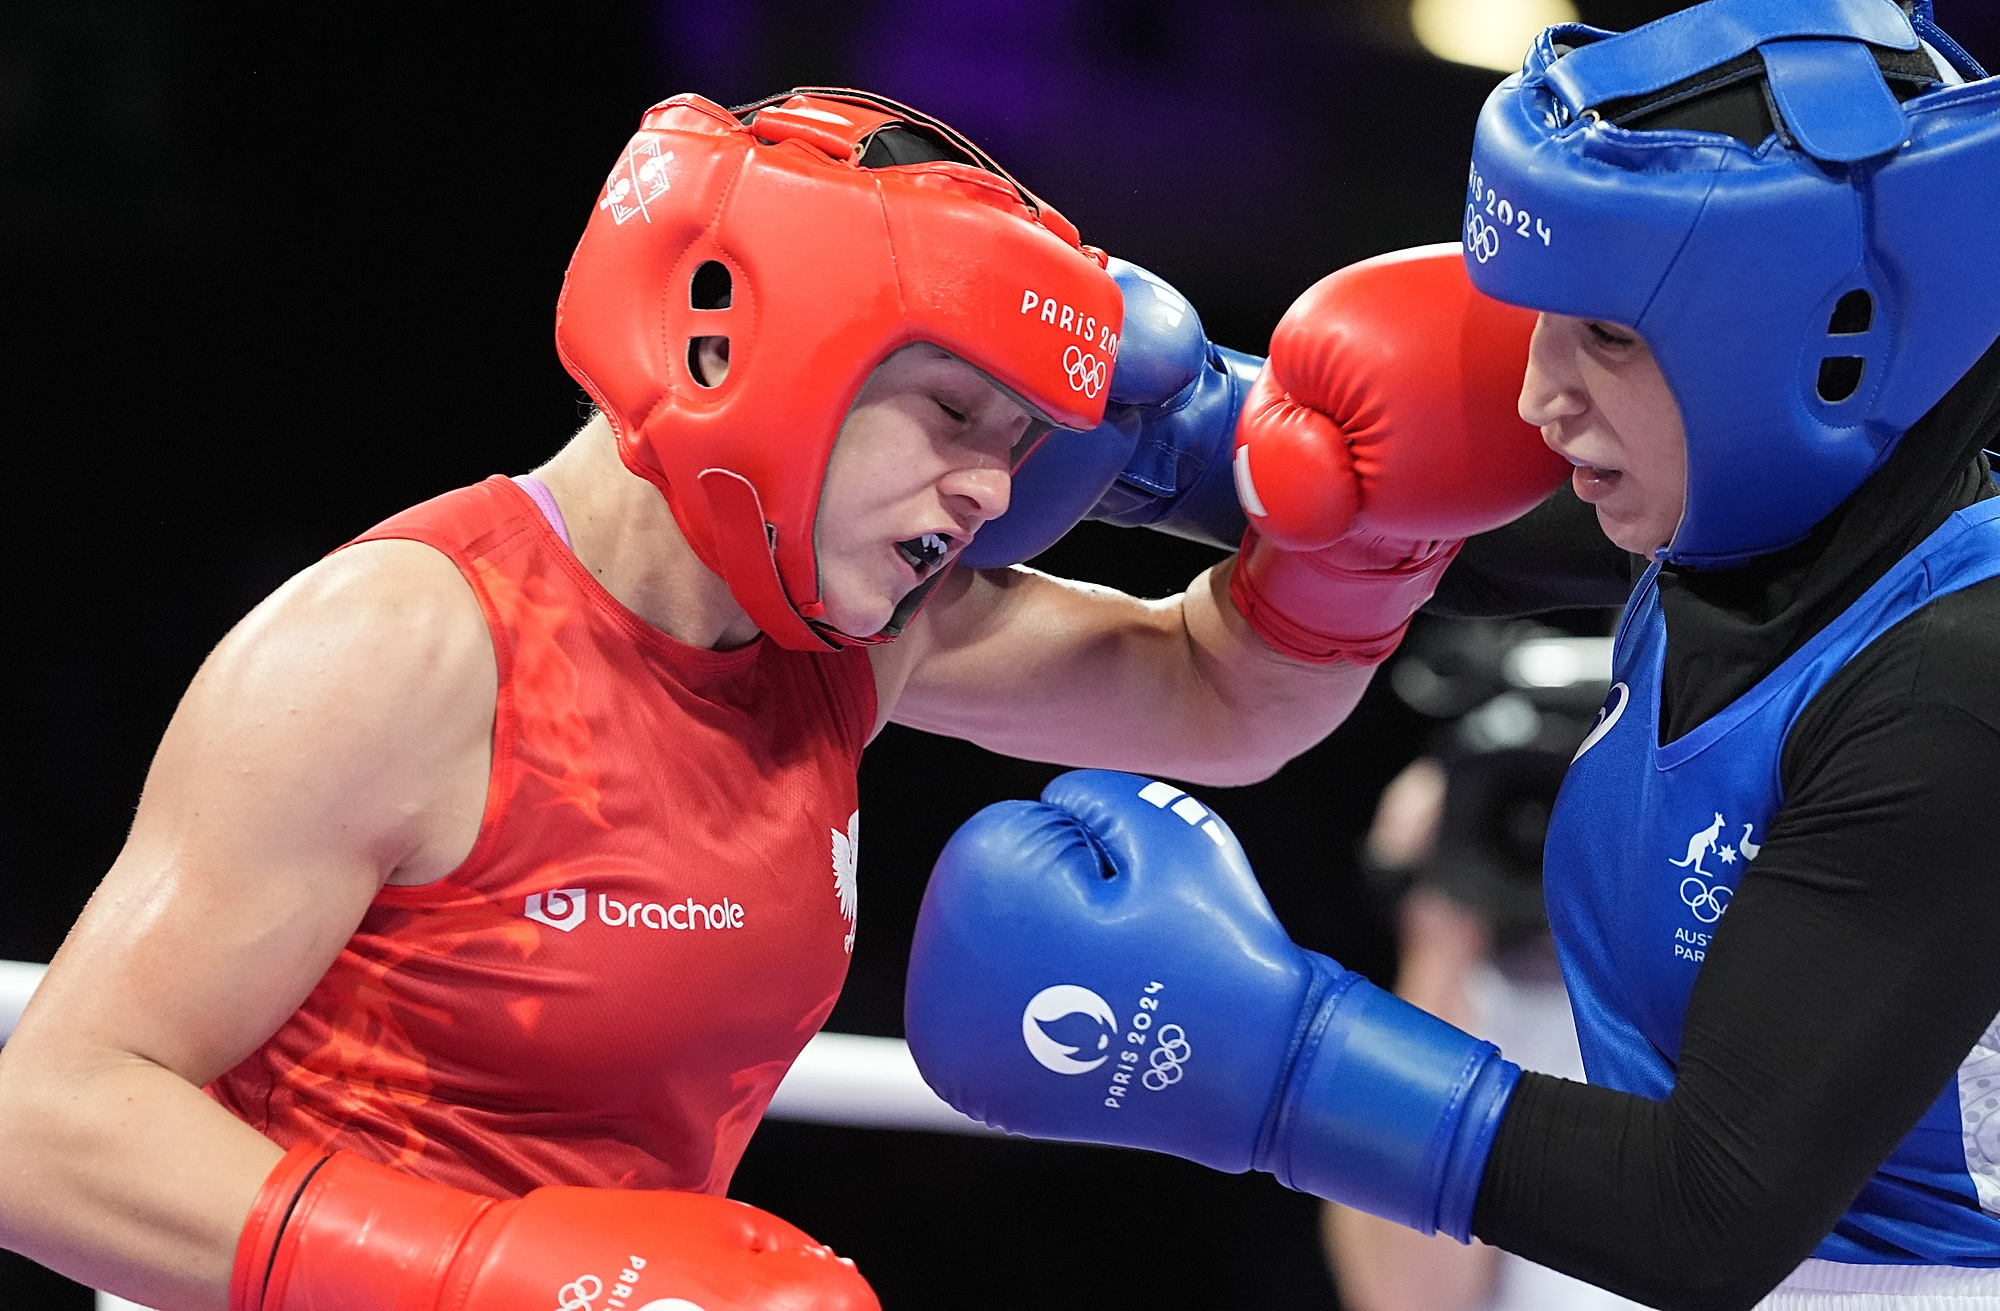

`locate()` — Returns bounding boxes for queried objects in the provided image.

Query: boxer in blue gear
[912,2,2000,1307]
[960,258,1256,569]
[1456,0,2000,1302]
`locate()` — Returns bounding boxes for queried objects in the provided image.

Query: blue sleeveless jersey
[1543,498,2000,1265]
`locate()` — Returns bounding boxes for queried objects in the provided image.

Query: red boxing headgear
[555,88,1124,650]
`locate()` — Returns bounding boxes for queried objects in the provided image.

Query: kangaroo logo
[1669,813,1763,877]
[1669,812,1727,876]
[1669,812,1762,926]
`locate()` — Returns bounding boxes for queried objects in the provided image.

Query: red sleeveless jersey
[208,476,874,1198]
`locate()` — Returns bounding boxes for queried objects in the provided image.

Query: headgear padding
[1466,0,2000,567]
[557,89,1124,647]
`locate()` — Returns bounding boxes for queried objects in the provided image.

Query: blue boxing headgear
[1465,0,2000,567]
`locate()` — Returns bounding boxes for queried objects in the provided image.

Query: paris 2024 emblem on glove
[904,770,1313,1171]
[905,768,1521,1241]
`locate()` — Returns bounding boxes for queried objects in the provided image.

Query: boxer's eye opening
[690,260,732,309]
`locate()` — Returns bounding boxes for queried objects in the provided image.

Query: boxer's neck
[533,414,762,650]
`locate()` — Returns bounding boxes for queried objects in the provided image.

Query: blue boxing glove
[904,770,1520,1240]
[958,260,1257,568]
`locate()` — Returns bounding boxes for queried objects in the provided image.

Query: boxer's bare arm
[0,540,495,1310]
[872,558,1370,786]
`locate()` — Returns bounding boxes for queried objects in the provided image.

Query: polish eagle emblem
[830,810,860,953]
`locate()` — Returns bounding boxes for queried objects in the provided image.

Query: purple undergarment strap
[511,474,571,549]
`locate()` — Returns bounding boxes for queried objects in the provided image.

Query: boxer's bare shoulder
[22,539,500,1105]
[0,542,504,1309]
[141,537,497,896]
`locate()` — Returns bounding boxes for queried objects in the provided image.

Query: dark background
[6,2,1997,1306]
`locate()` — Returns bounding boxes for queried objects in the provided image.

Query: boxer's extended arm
[1227,245,1566,666]
[875,555,1368,786]
[874,245,1566,783]
[899,608,2000,1311]
[0,540,496,1310]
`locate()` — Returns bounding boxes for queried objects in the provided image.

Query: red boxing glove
[233,1145,879,1311]
[1228,243,1565,665]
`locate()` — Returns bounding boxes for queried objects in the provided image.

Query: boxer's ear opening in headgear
[1819,356,1867,403]
[686,262,732,389]
[1817,289,1876,402]
[686,338,728,389]
[1830,290,1874,335]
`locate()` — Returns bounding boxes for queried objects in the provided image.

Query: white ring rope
[0,960,48,1045]
[765,1030,997,1135]
[0,961,992,1135]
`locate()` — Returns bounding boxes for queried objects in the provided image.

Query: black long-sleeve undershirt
[1427,341,2000,1307]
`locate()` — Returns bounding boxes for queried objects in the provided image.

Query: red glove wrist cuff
[231,1145,327,1311]
[233,1147,500,1311]
[1230,528,1461,667]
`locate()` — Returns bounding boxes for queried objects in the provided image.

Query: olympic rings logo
[1465,206,1501,264]
[1064,345,1106,398]
[1141,1024,1192,1090]
[1679,877,1732,924]
[554,1275,603,1311]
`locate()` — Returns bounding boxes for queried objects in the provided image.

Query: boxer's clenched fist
[905,769,1520,1239]
[961,257,1259,569]
[234,1146,878,1311]
[1229,244,1565,665]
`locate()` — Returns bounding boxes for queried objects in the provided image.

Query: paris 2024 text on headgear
[1465,0,2000,567]
[556,88,1125,650]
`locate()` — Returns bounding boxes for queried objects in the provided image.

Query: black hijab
[1657,333,2000,741]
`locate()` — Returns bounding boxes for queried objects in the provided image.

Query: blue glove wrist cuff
[1259,953,1521,1241]
[1088,343,1259,550]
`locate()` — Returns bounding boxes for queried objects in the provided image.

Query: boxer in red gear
[206,478,871,1202]
[0,88,1560,1311]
